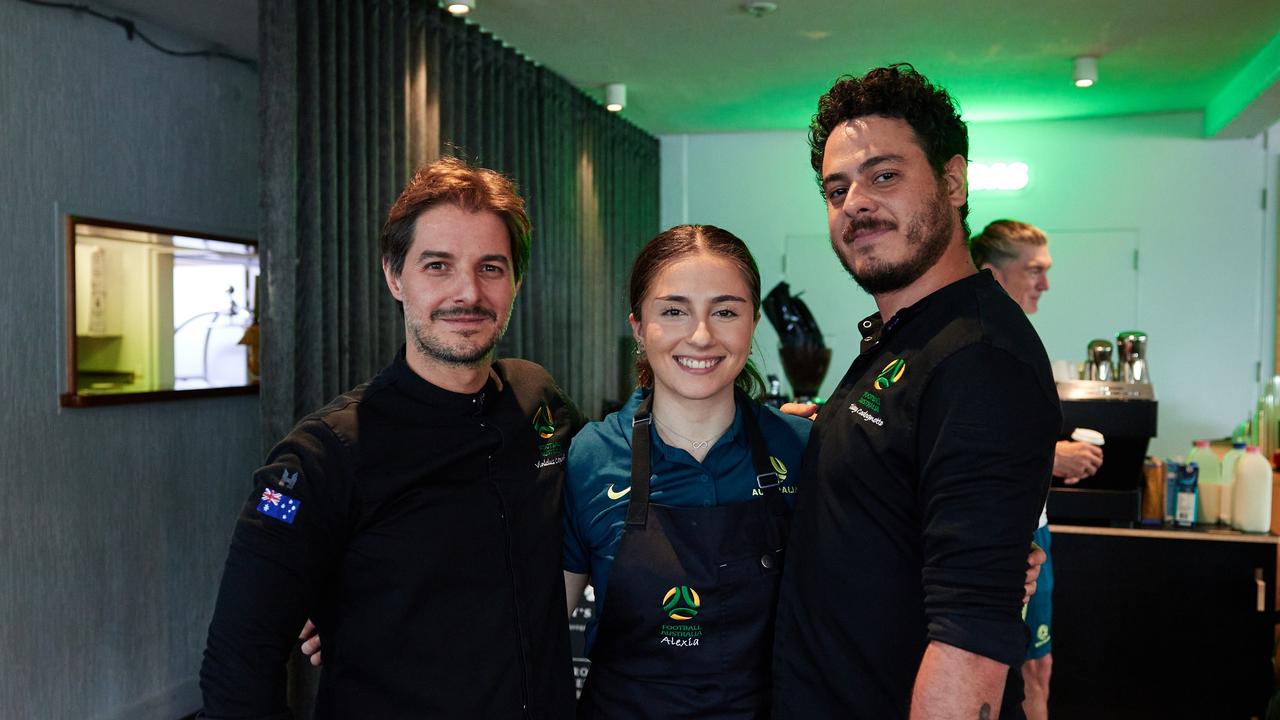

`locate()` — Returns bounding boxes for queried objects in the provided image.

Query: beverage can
[1141,457,1164,526]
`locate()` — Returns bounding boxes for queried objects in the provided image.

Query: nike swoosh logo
[606,485,632,500]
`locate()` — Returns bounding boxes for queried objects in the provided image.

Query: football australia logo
[1034,623,1051,648]
[533,403,556,439]
[874,358,907,390]
[852,358,905,426]
[659,585,703,648]
[533,402,566,468]
[663,585,701,620]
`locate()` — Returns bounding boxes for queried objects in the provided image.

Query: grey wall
[0,1,260,717]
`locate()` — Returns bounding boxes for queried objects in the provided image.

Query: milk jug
[1187,441,1222,525]
[1220,442,1246,526]
[1232,446,1272,533]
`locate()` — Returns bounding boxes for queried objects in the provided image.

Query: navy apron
[577,391,790,719]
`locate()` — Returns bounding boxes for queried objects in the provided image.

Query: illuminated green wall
[661,111,1278,458]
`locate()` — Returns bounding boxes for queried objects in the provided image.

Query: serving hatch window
[62,217,260,407]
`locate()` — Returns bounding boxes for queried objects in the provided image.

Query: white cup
[1071,428,1105,446]
[1050,360,1078,383]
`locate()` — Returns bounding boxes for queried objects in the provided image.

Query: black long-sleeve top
[772,271,1060,718]
[200,349,581,719]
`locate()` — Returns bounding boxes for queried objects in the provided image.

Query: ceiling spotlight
[1073,55,1098,88]
[605,83,626,112]
[742,1,779,17]
[446,0,474,16]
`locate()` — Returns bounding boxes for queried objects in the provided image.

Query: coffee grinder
[763,281,831,403]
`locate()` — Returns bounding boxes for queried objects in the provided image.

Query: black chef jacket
[772,271,1059,719]
[200,348,582,719]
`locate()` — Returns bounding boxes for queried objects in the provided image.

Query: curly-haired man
[772,65,1059,720]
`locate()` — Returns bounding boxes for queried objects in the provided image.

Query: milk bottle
[1231,446,1273,533]
[1187,441,1222,525]
[1220,442,1246,526]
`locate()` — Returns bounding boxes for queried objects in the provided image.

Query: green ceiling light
[446,0,474,16]
[605,83,626,112]
[1074,56,1098,88]
[969,161,1029,191]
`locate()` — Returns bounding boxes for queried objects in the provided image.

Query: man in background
[200,157,579,719]
[971,218,1104,720]
[772,64,1060,719]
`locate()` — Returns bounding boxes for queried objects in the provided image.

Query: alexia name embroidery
[659,585,703,648]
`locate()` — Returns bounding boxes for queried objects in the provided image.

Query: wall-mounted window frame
[60,215,260,408]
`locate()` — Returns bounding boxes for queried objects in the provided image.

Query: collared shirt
[201,348,582,720]
[563,388,811,654]
[773,270,1060,719]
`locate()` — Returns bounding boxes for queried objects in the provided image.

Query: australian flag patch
[257,488,300,524]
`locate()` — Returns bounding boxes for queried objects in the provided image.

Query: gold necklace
[651,413,722,450]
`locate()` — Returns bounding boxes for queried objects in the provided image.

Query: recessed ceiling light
[446,0,474,16]
[742,1,778,18]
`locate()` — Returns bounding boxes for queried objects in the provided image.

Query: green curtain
[260,0,659,448]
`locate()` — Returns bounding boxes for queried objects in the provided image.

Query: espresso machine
[1046,331,1157,526]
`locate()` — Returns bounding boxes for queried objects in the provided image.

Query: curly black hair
[810,64,969,234]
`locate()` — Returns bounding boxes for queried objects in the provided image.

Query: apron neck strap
[626,394,655,527]
[627,389,787,527]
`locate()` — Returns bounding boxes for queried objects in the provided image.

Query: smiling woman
[631,247,761,421]
[628,225,766,403]
[562,224,813,718]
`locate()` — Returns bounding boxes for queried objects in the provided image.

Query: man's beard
[837,183,954,295]
[408,306,507,367]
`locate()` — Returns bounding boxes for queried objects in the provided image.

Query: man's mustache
[842,218,897,244]
[431,307,497,321]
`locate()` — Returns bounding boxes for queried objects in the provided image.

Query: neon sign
[968,161,1029,191]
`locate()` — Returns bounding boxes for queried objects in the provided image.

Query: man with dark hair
[972,218,1103,720]
[772,65,1059,719]
[200,157,580,719]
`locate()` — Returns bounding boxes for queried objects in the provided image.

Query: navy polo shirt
[563,388,811,654]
